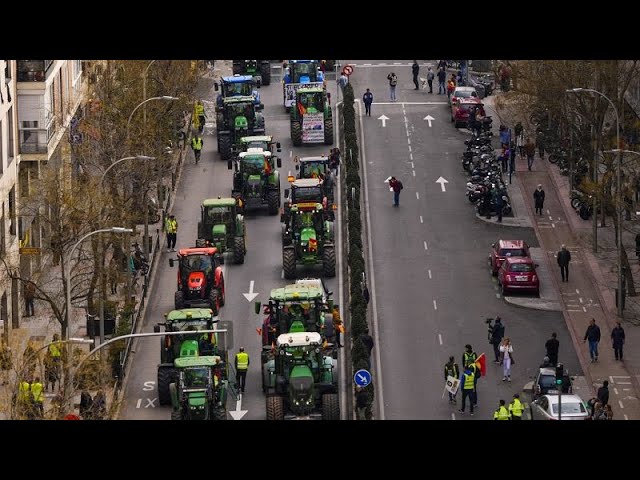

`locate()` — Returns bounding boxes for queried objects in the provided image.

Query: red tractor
[169,247,226,315]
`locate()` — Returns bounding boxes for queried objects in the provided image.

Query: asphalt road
[119,64,343,420]
[347,60,583,420]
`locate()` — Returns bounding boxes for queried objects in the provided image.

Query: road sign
[342,65,354,76]
[354,369,372,387]
[19,247,41,255]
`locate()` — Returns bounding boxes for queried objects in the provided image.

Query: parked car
[451,98,484,129]
[497,257,539,296]
[489,239,531,276]
[449,86,478,105]
[530,394,590,420]
[533,367,573,399]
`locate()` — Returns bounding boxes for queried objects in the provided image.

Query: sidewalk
[485,94,640,419]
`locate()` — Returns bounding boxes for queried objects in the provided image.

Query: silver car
[530,394,590,420]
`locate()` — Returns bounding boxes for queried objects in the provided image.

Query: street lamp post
[126,95,179,260]
[100,155,156,186]
[567,88,624,316]
[65,227,133,340]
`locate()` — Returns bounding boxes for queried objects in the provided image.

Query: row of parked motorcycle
[461,130,513,217]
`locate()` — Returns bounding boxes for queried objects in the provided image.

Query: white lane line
[363,63,372,66]
[356,98,385,419]
[408,145,412,152]
[412,170,416,177]
[547,209,550,214]
[424,241,428,250]
[416,192,420,199]
[576,289,580,294]
[281,269,284,279]
[451,413,456,420]
[579,297,584,303]
[433,300,437,310]
[624,414,629,420]
[496,293,501,298]
[583,307,587,312]
[567,309,583,312]
[619,400,624,409]
[549,216,553,220]
[411,161,415,168]
[420,215,423,223]
[552,223,555,228]
[614,387,619,395]
[428,269,432,279]
[407,138,411,145]
[289,150,292,158]
[438,334,443,345]
[393,62,402,65]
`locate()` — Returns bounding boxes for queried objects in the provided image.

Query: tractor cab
[215,75,262,111]
[169,248,225,314]
[296,89,326,115]
[296,156,330,179]
[284,60,324,84]
[198,198,246,265]
[228,149,282,215]
[239,135,281,155]
[154,308,219,364]
[217,96,265,160]
[283,178,334,223]
[171,355,228,421]
[223,97,255,133]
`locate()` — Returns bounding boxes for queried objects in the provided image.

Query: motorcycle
[131,242,150,276]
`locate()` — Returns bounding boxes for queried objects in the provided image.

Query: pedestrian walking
[499,337,514,382]
[494,399,511,420]
[411,60,420,90]
[494,192,504,223]
[235,347,249,393]
[584,318,601,362]
[17,378,32,419]
[536,133,546,160]
[362,285,370,306]
[165,214,178,252]
[329,147,341,176]
[462,344,480,406]
[426,67,435,93]
[509,394,524,420]
[437,67,447,95]
[611,321,625,361]
[488,316,505,363]
[545,332,559,365]
[24,280,36,317]
[458,364,475,416]
[360,328,374,362]
[597,380,609,406]
[337,72,349,90]
[592,401,606,420]
[604,404,614,420]
[446,74,456,99]
[191,134,203,164]
[30,376,44,419]
[557,244,571,282]
[194,100,206,134]
[516,128,525,157]
[387,72,398,101]
[363,88,373,117]
[499,125,511,150]
[444,356,460,404]
[388,176,403,207]
[462,344,478,369]
[524,137,536,171]
[533,184,545,216]
[355,386,368,420]
[333,308,344,347]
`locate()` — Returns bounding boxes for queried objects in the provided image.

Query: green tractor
[227,148,282,215]
[238,135,281,156]
[196,198,246,264]
[262,331,339,420]
[232,59,271,86]
[255,278,336,348]
[154,308,227,407]
[281,202,336,279]
[295,155,334,204]
[169,356,228,421]
[216,96,265,160]
[282,178,335,223]
[290,87,333,147]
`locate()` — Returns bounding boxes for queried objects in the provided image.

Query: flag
[308,238,318,252]
[445,375,460,395]
[475,353,487,377]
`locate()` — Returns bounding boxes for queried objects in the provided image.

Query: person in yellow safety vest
[31,376,44,418]
[235,347,249,394]
[18,379,32,419]
[191,134,203,164]
[509,393,524,420]
[165,214,178,252]
[195,100,206,133]
[458,365,475,416]
[494,399,511,420]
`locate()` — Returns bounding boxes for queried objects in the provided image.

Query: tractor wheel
[171,410,182,421]
[232,62,242,75]
[174,290,185,310]
[160,337,168,364]
[219,278,226,306]
[322,246,336,278]
[321,393,340,420]
[266,395,285,421]
[157,367,174,406]
[324,119,334,145]
[260,62,271,86]
[218,135,232,161]
[291,121,302,147]
[195,238,206,248]
[267,190,280,215]
[233,236,245,264]
[213,405,227,421]
[283,248,297,279]
[209,289,221,316]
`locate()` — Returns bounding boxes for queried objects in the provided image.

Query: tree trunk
[622,244,637,296]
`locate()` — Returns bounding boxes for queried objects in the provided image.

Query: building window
[72,59,82,86]
[7,107,14,163]
[4,60,10,80]
[0,292,7,325]
[17,60,52,82]
[8,187,15,236]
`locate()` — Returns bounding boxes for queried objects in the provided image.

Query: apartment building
[0,60,19,337]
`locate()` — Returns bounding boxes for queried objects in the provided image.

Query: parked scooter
[131,242,150,276]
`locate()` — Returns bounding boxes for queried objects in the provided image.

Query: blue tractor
[215,75,263,111]
[283,60,325,113]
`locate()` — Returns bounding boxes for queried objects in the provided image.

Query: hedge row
[341,82,374,418]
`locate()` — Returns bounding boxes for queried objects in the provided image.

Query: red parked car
[498,257,539,296]
[451,97,484,128]
[489,240,531,276]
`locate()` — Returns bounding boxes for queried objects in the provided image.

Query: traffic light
[555,363,564,385]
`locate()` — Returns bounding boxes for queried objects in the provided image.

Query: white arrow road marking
[243,280,259,301]
[229,393,248,420]
[424,115,435,127]
[377,115,389,127]
[436,176,449,192]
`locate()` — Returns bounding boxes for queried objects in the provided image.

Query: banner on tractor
[302,113,324,143]
[284,82,324,108]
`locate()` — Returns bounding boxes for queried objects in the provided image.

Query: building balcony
[19,128,49,155]
[16,60,54,82]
